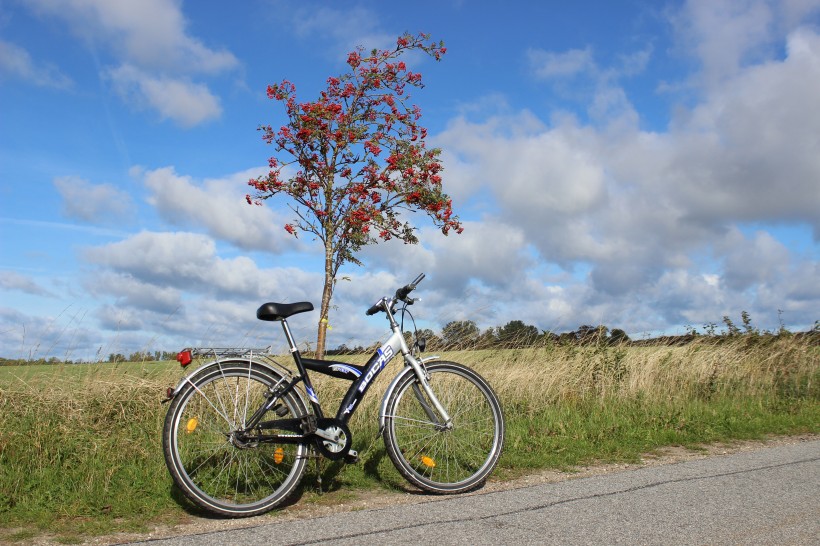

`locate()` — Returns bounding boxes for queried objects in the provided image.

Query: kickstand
[314,453,324,494]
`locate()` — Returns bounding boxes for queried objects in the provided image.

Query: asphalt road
[127,439,819,546]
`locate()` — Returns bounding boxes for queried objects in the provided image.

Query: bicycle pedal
[344,449,359,464]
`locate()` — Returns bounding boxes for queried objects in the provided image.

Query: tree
[441,320,480,350]
[248,32,462,359]
[609,328,630,345]
[497,320,539,348]
[575,324,609,345]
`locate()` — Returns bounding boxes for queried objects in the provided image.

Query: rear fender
[170,358,295,400]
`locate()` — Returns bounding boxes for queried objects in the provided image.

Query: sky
[1,0,819,361]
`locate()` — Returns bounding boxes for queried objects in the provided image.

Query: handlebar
[366,273,425,316]
[366,299,385,316]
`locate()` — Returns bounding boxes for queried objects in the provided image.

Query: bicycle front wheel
[163,362,308,517]
[382,361,504,494]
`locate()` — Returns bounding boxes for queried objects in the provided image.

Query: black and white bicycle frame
[168,289,452,453]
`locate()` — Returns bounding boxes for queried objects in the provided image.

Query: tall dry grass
[451,336,817,407]
[0,336,817,538]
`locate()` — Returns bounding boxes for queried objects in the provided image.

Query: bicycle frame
[168,275,452,454]
[279,301,452,429]
[166,284,453,451]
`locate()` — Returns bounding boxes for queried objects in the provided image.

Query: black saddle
[256,301,314,321]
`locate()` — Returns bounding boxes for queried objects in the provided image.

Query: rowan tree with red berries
[248,32,462,359]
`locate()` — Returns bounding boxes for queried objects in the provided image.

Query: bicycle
[162,273,505,517]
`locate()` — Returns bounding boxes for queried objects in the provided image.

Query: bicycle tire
[162,361,308,517]
[382,361,504,494]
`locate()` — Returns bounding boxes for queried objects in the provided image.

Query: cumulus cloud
[25,0,238,126]
[27,0,238,73]
[84,231,316,302]
[0,305,99,361]
[0,270,54,297]
[80,229,329,349]
[106,65,222,127]
[672,0,776,87]
[54,176,134,224]
[528,47,595,79]
[87,270,182,315]
[141,166,302,253]
[425,4,820,334]
[0,39,73,88]
[287,4,395,58]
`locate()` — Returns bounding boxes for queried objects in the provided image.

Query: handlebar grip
[395,285,412,300]
[366,301,383,316]
[396,273,426,301]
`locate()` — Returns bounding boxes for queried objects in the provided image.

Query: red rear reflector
[177,350,192,367]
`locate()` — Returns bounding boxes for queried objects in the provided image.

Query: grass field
[1,336,818,543]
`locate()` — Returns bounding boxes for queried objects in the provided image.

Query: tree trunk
[315,241,334,360]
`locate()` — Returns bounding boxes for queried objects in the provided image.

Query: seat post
[278,317,323,417]
[280,318,299,354]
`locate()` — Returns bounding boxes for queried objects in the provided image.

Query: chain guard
[313,418,353,461]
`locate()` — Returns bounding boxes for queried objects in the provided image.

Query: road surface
[126,439,819,545]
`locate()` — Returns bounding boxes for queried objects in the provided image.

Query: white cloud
[0,270,54,297]
[665,27,820,228]
[424,10,820,335]
[528,47,595,79]
[87,270,182,315]
[0,305,99,361]
[107,65,222,127]
[84,231,315,301]
[27,0,238,73]
[141,166,301,253]
[0,39,72,88]
[54,176,134,224]
[80,229,329,351]
[526,42,646,127]
[25,0,238,126]
[361,220,533,294]
[671,0,820,91]
[289,5,395,58]
[719,229,790,290]
[673,0,775,87]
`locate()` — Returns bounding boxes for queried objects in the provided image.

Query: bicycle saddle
[256,301,314,321]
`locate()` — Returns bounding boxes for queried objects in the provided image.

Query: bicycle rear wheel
[382,361,504,493]
[162,362,308,517]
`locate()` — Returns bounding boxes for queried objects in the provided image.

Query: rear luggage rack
[187,346,275,358]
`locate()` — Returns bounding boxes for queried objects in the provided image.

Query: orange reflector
[186,418,198,433]
[420,456,436,468]
[273,447,284,464]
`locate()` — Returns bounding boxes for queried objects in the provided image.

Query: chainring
[313,418,353,461]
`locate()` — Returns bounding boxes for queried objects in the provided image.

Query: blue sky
[1,0,819,361]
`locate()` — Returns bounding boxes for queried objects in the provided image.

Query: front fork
[376,350,453,433]
[408,357,453,430]
[383,315,453,429]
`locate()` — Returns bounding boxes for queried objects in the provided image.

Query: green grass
[1,338,817,542]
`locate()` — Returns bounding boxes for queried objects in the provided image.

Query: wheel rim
[171,370,306,511]
[389,367,501,488]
